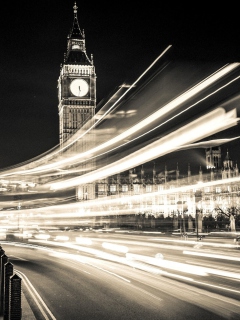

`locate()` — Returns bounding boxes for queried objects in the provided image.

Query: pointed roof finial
[153,162,156,172]
[225,149,231,160]
[73,2,78,13]
[69,2,84,39]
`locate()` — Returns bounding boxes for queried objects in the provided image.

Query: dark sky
[1,2,240,172]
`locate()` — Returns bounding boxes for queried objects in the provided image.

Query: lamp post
[195,190,202,241]
[17,202,21,231]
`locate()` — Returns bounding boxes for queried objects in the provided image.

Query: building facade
[58,2,96,200]
[57,4,240,231]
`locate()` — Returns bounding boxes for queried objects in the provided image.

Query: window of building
[158,185,164,192]
[204,187,210,193]
[216,187,221,193]
[133,184,140,193]
[122,185,128,192]
[146,185,152,192]
[110,185,116,192]
[98,185,105,192]
[158,196,164,204]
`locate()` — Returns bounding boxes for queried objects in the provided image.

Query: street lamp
[195,190,202,241]
[17,202,21,231]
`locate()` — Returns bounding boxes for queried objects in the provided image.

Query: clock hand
[78,85,81,95]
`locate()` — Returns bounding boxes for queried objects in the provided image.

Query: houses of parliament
[55,3,240,228]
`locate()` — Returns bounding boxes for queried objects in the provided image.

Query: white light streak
[1,59,238,180]
[183,250,240,262]
[50,107,239,190]
[0,46,172,178]
[126,253,208,276]
[102,242,129,253]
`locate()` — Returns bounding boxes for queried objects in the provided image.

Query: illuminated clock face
[70,79,89,97]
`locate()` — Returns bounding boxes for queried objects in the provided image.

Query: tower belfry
[222,149,235,179]
[205,146,221,170]
[57,2,97,200]
[58,2,96,148]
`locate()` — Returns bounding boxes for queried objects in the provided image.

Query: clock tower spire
[58,2,96,147]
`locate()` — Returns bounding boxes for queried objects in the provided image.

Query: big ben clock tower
[58,2,96,147]
[58,2,96,200]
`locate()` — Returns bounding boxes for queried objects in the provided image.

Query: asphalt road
[2,232,240,320]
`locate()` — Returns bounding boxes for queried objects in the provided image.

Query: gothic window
[72,44,80,49]
[133,184,140,193]
[110,185,116,192]
[122,185,128,192]
[98,185,105,192]
[158,185,164,191]
[158,196,164,204]
[146,185,152,192]
[169,195,175,205]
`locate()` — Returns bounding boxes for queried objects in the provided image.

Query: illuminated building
[58,2,96,200]
[55,4,239,230]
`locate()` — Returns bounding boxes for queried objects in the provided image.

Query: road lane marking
[15,269,56,320]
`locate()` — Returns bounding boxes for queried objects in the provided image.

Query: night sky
[1,2,240,174]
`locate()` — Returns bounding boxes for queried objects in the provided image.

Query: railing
[0,246,22,320]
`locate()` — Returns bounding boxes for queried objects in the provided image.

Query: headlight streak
[75,237,92,245]
[183,250,240,262]
[50,107,239,190]
[25,242,240,294]
[54,236,69,241]
[11,63,240,178]
[124,258,195,281]
[0,60,238,183]
[12,240,201,282]
[27,63,240,174]
[7,241,240,297]
[44,72,240,176]
[33,234,51,240]
[2,60,239,218]
[0,46,172,178]
[153,238,238,250]
[57,46,173,153]
[126,253,208,276]
[2,176,240,220]
[102,242,129,253]
[189,278,240,295]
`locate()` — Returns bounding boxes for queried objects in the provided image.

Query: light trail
[58,46,173,152]
[183,250,240,261]
[48,67,240,174]
[0,60,239,180]
[50,107,239,190]
[8,62,240,177]
[0,46,172,178]
[1,173,240,225]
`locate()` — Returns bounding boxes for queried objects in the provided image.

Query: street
[2,231,240,319]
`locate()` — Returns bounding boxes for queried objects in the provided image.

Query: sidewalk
[21,291,37,320]
[0,291,36,320]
